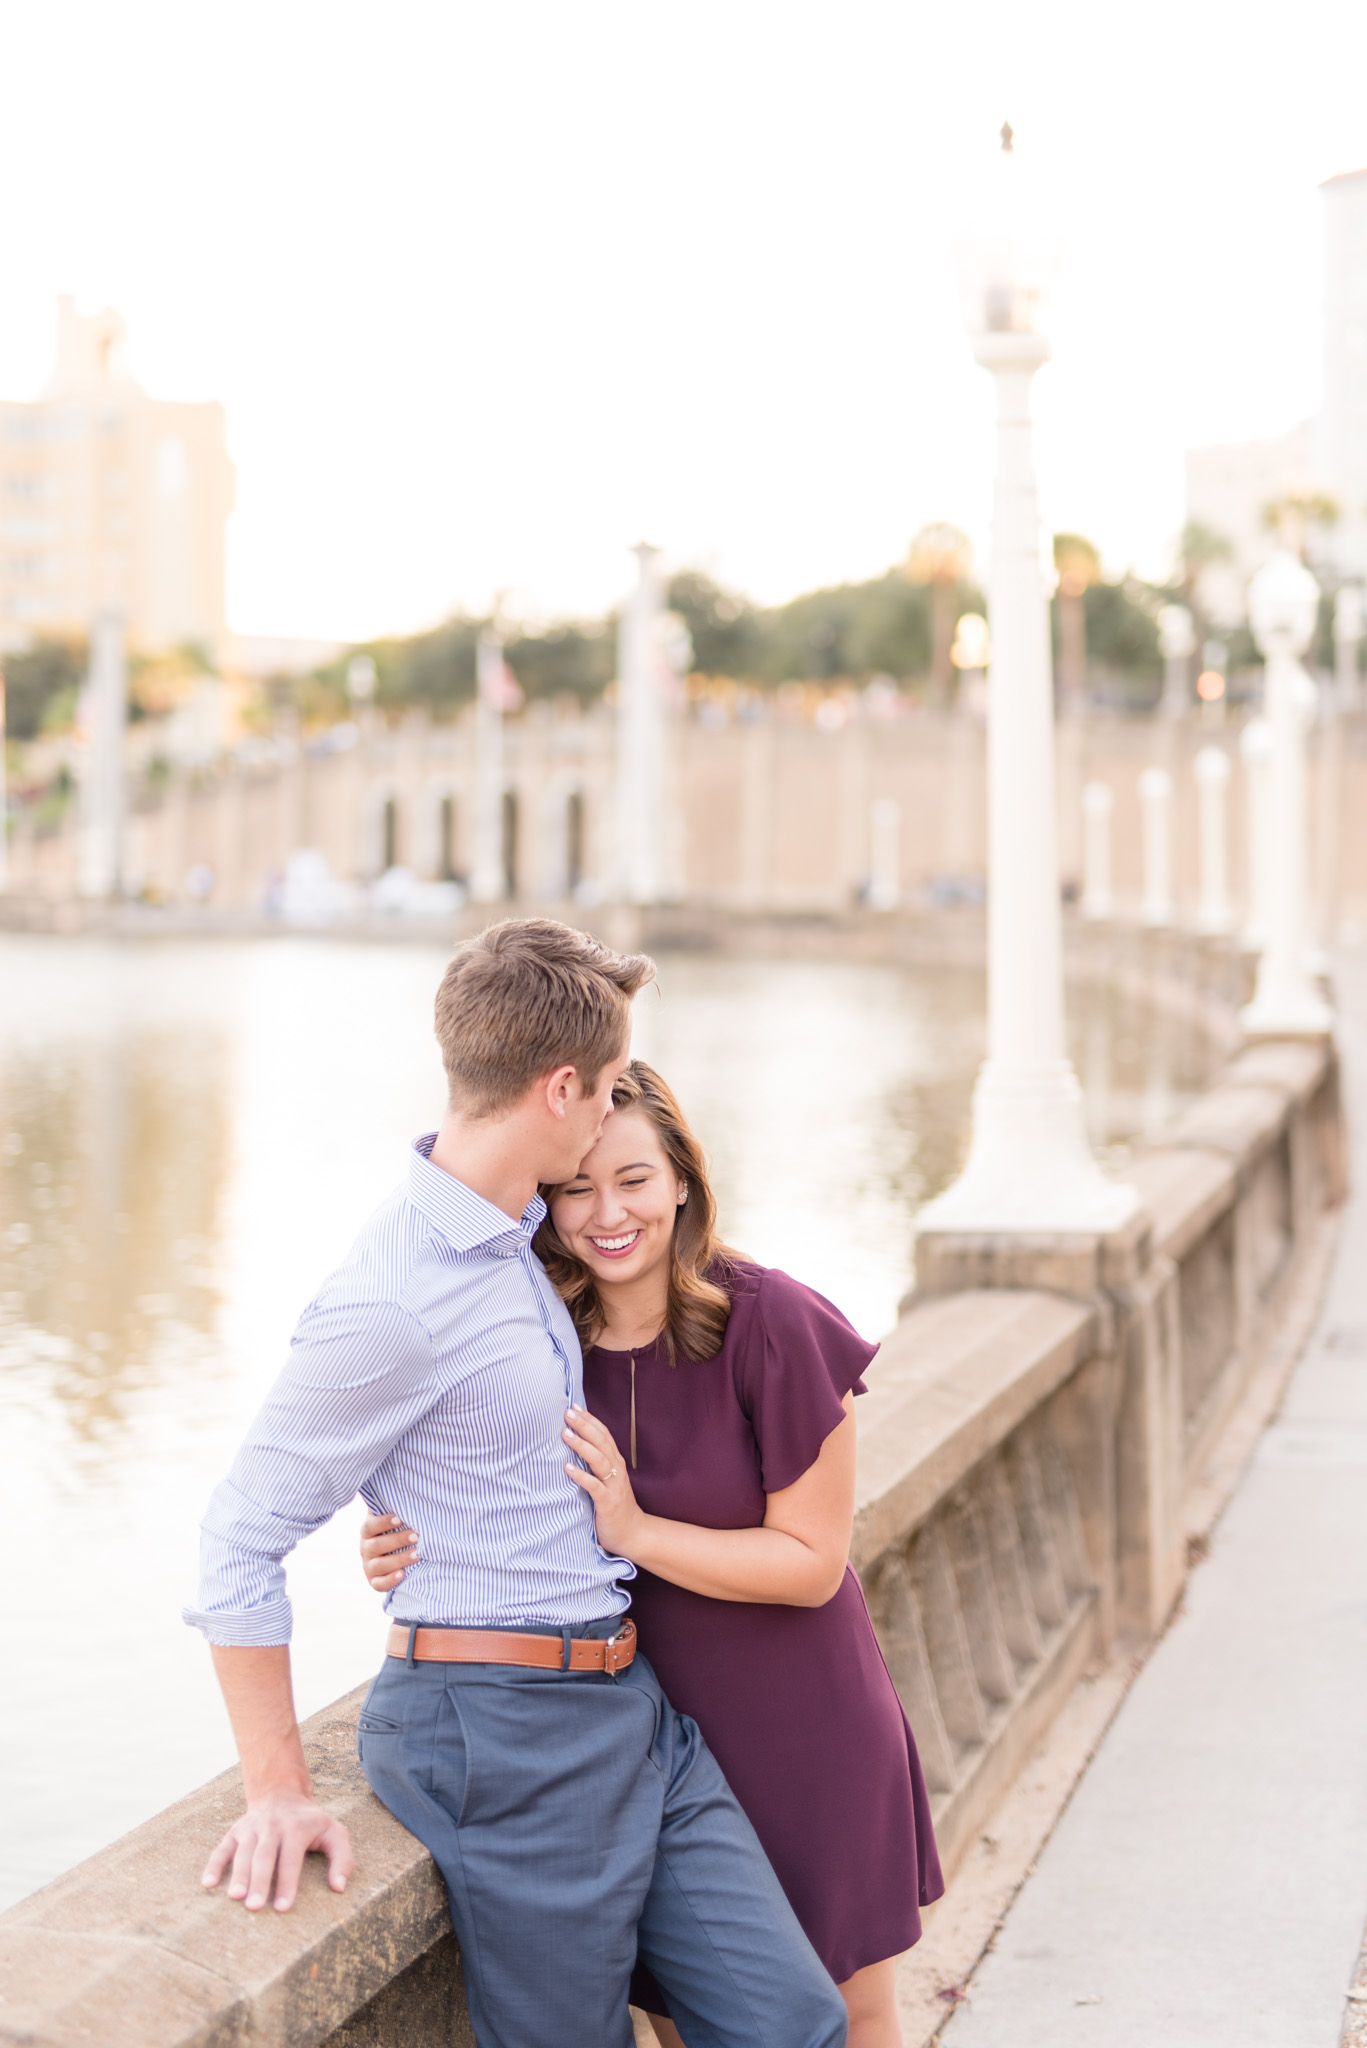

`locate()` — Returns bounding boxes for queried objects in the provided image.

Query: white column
[470,627,506,903]
[1240,552,1331,1034]
[76,607,127,899]
[1158,605,1195,720]
[868,798,901,910]
[918,335,1137,1233]
[1138,766,1174,926]
[1081,781,1113,920]
[615,542,667,904]
[1239,717,1272,948]
[1193,747,1233,934]
[1336,586,1362,714]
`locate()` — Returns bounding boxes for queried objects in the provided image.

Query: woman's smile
[590,1229,643,1258]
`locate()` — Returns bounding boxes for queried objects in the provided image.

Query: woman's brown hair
[533,1059,738,1363]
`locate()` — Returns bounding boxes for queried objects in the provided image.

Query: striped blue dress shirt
[184,1135,634,1647]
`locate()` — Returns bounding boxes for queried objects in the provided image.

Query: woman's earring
[677,1189,688,1205]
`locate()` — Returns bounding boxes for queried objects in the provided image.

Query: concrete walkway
[945,953,1367,2048]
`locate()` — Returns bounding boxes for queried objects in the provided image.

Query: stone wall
[0,1016,1341,2046]
[9,705,1367,935]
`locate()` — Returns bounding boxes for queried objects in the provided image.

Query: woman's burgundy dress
[582,1261,943,2006]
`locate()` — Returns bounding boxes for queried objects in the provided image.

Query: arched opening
[501,790,519,899]
[565,790,584,895]
[438,794,457,880]
[382,796,399,872]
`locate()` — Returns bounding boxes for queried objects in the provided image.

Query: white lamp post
[1336,586,1362,714]
[346,653,377,716]
[470,627,507,903]
[76,607,127,899]
[1138,766,1174,926]
[1240,551,1331,1034]
[1238,717,1271,948]
[615,542,668,904]
[1158,604,1195,720]
[1081,781,1114,920]
[1193,747,1233,934]
[918,131,1137,1235]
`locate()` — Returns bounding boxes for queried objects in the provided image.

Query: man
[187,918,846,2048]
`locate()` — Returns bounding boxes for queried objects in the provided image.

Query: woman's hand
[562,1407,649,1558]
[360,1512,419,1594]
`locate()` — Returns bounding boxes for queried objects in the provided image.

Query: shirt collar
[408,1133,547,1254]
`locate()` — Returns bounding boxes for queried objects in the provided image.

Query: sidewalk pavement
[944,952,1367,2048]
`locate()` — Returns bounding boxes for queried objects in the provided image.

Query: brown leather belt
[387,1618,636,1675]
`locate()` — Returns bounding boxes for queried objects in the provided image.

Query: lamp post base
[1238,993,1333,1037]
[917,1059,1140,1236]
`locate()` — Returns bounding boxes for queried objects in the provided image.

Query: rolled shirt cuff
[181,1595,293,1647]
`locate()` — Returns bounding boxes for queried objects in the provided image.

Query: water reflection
[0,934,1216,1908]
[1,1006,230,1457]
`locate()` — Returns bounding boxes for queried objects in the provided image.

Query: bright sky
[2,0,1364,641]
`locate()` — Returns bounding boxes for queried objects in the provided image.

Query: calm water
[0,935,1212,1907]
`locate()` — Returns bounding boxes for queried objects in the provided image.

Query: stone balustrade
[0,1036,1341,2047]
[8,707,1367,940]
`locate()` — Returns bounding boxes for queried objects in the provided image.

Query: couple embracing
[187,919,942,2048]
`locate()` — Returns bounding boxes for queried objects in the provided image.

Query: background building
[1186,165,1367,611]
[1320,166,1367,582]
[1185,422,1316,616]
[0,297,234,657]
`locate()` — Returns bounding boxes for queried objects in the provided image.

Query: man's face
[554,1043,631,1178]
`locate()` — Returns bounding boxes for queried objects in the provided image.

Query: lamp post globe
[1248,551,1319,661]
[1240,550,1331,1036]
[1157,604,1196,720]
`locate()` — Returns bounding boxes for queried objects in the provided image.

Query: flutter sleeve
[736,1267,878,1495]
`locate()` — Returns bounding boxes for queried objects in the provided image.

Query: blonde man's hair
[434,918,654,1117]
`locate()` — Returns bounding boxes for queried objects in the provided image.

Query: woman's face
[550,1108,686,1291]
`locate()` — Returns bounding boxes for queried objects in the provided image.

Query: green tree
[2,638,87,740]
[667,571,761,677]
[505,621,616,701]
[1082,578,1161,704]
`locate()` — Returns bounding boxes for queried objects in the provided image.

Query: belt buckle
[602,1620,633,1676]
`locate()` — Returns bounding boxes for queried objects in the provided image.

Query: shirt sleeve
[736,1268,878,1495]
[183,1295,436,1647]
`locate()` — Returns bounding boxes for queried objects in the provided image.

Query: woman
[361,1061,942,2048]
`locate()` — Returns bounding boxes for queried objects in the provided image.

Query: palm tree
[1260,492,1339,565]
[1052,533,1100,716]
[1171,520,1234,650]
[907,523,971,709]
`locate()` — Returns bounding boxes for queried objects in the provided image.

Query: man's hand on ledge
[202,1790,355,1912]
[204,1642,354,1911]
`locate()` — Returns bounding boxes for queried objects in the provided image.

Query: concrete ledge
[1221,1039,1329,1106]
[0,1686,450,2048]
[1127,1147,1237,1265]
[1164,1082,1293,1166]
[852,1291,1098,1572]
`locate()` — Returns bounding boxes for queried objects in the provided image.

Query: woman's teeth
[591,1231,641,1252]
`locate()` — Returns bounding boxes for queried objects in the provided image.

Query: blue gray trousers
[356,1646,848,2048]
